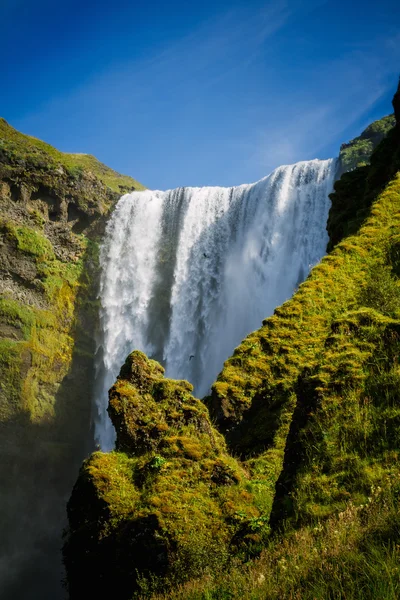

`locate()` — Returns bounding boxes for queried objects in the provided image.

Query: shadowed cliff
[0,119,143,598]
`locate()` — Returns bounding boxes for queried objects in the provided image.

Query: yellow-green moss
[0,225,90,422]
[209,169,400,531]
[64,352,269,598]
[7,222,55,260]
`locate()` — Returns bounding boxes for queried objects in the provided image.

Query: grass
[0,117,145,193]
[151,472,400,599]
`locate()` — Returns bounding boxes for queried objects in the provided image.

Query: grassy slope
[0,117,145,193]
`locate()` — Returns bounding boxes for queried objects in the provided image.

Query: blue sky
[2,0,400,189]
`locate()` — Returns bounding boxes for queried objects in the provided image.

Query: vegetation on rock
[64,351,270,599]
[337,113,396,176]
[0,117,144,195]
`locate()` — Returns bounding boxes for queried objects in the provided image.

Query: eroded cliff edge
[0,118,144,599]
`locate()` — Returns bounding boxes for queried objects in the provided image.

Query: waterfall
[95,158,336,449]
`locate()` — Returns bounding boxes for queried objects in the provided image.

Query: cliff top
[0,117,145,194]
[338,113,396,174]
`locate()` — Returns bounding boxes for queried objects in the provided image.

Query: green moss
[0,226,89,422]
[6,221,55,260]
[339,114,396,173]
[0,297,36,337]
[0,338,25,420]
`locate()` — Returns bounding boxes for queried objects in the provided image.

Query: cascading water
[95,158,336,450]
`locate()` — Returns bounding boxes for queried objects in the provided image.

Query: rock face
[0,118,143,599]
[393,77,400,124]
[63,351,265,600]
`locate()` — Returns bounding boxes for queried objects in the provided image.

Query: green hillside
[0,117,145,194]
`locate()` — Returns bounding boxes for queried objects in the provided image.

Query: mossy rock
[64,351,266,599]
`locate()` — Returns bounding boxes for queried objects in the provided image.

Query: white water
[95,158,336,449]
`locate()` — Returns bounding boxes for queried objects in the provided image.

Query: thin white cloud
[12,2,400,188]
[248,32,400,173]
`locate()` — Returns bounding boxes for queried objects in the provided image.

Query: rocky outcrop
[337,113,396,177]
[327,87,400,253]
[63,351,266,599]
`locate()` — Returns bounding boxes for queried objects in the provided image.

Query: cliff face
[393,77,400,123]
[0,118,143,599]
[62,84,400,599]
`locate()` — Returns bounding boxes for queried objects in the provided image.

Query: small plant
[66,165,85,180]
[28,208,46,228]
[148,455,166,470]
